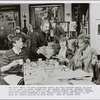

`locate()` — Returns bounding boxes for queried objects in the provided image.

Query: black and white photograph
[0,1,99,87]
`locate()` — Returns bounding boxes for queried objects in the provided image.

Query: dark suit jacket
[29,30,48,61]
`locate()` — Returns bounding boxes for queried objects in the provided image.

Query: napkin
[39,46,54,59]
[4,75,23,85]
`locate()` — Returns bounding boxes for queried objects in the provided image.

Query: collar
[41,31,46,36]
[82,45,91,55]
[83,45,90,52]
[60,46,67,49]
[12,47,21,55]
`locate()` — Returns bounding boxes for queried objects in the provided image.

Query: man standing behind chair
[29,20,50,61]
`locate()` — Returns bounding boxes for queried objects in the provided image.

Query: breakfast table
[23,59,94,85]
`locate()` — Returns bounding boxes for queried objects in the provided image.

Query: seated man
[0,34,29,85]
[29,20,50,61]
[73,34,97,72]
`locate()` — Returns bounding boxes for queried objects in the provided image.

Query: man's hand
[10,60,19,67]
[11,59,24,67]
[1,59,23,72]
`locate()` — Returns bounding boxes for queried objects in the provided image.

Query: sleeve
[30,33,38,54]
[21,32,27,39]
[58,25,66,36]
[68,58,76,70]
[90,49,98,60]
[54,43,60,55]
[72,49,81,66]
[21,32,27,43]
[0,53,10,68]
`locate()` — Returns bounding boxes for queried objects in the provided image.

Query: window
[0,5,20,50]
[29,4,64,30]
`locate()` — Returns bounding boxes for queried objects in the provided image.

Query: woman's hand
[58,56,66,61]
[91,58,98,66]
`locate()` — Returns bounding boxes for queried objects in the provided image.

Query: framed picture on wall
[82,28,87,35]
[56,22,70,38]
[59,22,69,32]
[70,21,77,32]
[57,22,70,33]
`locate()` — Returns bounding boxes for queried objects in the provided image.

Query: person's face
[41,23,49,34]
[44,13,48,18]
[78,39,87,50]
[29,26,33,32]
[29,25,33,30]
[16,29,20,33]
[51,23,56,29]
[13,38,23,49]
[59,40,66,48]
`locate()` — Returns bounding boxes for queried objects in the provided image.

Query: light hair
[40,20,49,27]
[77,34,90,44]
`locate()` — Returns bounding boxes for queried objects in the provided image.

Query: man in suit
[29,20,50,61]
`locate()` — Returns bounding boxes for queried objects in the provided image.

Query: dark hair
[66,49,74,59]
[8,34,22,43]
[15,26,20,31]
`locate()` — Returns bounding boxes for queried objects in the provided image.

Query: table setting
[23,58,94,85]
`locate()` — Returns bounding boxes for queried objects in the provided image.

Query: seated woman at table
[73,34,97,72]
[53,37,75,70]
[0,34,30,85]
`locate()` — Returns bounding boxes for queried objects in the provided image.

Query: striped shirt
[1,48,26,79]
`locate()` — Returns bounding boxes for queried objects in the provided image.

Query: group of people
[0,20,99,85]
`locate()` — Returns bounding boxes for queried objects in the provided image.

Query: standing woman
[50,21,66,54]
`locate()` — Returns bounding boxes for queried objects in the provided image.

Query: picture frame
[59,22,69,33]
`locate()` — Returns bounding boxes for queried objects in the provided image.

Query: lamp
[22,13,27,18]
[22,13,28,34]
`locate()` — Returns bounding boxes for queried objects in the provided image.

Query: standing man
[29,20,50,61]
[14,26,27,43]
